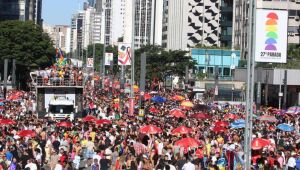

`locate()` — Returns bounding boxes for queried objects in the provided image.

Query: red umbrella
[144,93,152,100]
[190,113,212,119]
[251,138,270,150]
[17,130,36,138]
[169,109,186,118]
[139,125,162,134]
[259,115,278,122]
[56,121,72,127]
[149,107,159,114]
[175,138,201,148]
[0,119,16,125]
[214,121,229,127]
[83,115,97,122]
[171,126,194,135]
[95,119,112,125]
[224,113,238,120]
[212,126,227,133]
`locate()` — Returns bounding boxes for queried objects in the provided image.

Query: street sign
[87,58,94,68]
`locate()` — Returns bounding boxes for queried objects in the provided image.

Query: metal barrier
[33,77,83,87]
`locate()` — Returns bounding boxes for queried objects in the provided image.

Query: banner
[255,9,288,63]
[105,53,114,66]
[118,44,131,65]
[87,58,94,68]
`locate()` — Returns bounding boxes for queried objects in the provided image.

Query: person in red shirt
[195,145,204,169]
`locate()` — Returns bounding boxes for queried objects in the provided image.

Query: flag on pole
[118,44,131,65]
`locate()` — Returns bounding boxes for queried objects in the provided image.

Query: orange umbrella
[95,119,112,125]
[181,100,194,107]
[173,95,185,101]
[169,109,186,118]
[83,115,97,122]
[139,125,162,134]
[212,126,227,133]
[175,138,201,148]
[17,130,36,138]
[214,121,229,127]
[171,126,194,135]
[251,138,270,150]
[56,121,72,127]
[0,119,16,125]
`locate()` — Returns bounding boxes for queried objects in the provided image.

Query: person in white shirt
[25,159,38,170]
[287,152,297,169]
[182,159,195,170]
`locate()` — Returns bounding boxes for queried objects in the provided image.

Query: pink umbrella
[259,115,278,122]
[190,113,212,119]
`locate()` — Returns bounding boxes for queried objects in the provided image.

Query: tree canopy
[134,45,196,81]
[0,20,55,67]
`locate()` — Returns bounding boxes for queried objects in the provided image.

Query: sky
[42,0,84,26]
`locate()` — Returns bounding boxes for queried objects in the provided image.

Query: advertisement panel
[118,44,131,65]
[86,58,94,68]
[255,9,288,63]
[105,53,114,66]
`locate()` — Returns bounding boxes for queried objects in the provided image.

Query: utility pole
[101,2,107,89]
[12,59,16,89]
[3,59,8,99]
[129,0,136,115]
[283,70,288,109]
[244,0,256,169]
[214,65,219,101]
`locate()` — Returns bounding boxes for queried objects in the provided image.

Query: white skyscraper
[124,0,164,48]
[101,0,126,45]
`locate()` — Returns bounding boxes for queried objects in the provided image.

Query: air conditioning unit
[295,16,300,21]
[296,0,300,3]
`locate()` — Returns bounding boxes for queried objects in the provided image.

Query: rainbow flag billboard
[255,9,288,63]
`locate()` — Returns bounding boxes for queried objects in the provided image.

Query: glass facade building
[192,48,240,79]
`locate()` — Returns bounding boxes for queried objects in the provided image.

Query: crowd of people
[32,66,83,86]
[0,77,300,170]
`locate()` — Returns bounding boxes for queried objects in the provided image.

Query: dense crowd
[0,79,300,170]
[34,66,83,86]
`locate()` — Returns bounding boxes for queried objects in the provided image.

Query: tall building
[233,0,300,58]
[70,12,84,58]
[124,0,164,48]
[102,0,126,45]
[0,0,43,25]
[43,24,71,53]
[162,0,222,50]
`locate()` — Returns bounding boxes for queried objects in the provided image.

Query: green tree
[86,44,118,73]
[134,45,196,82]
[0,20,55,67]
